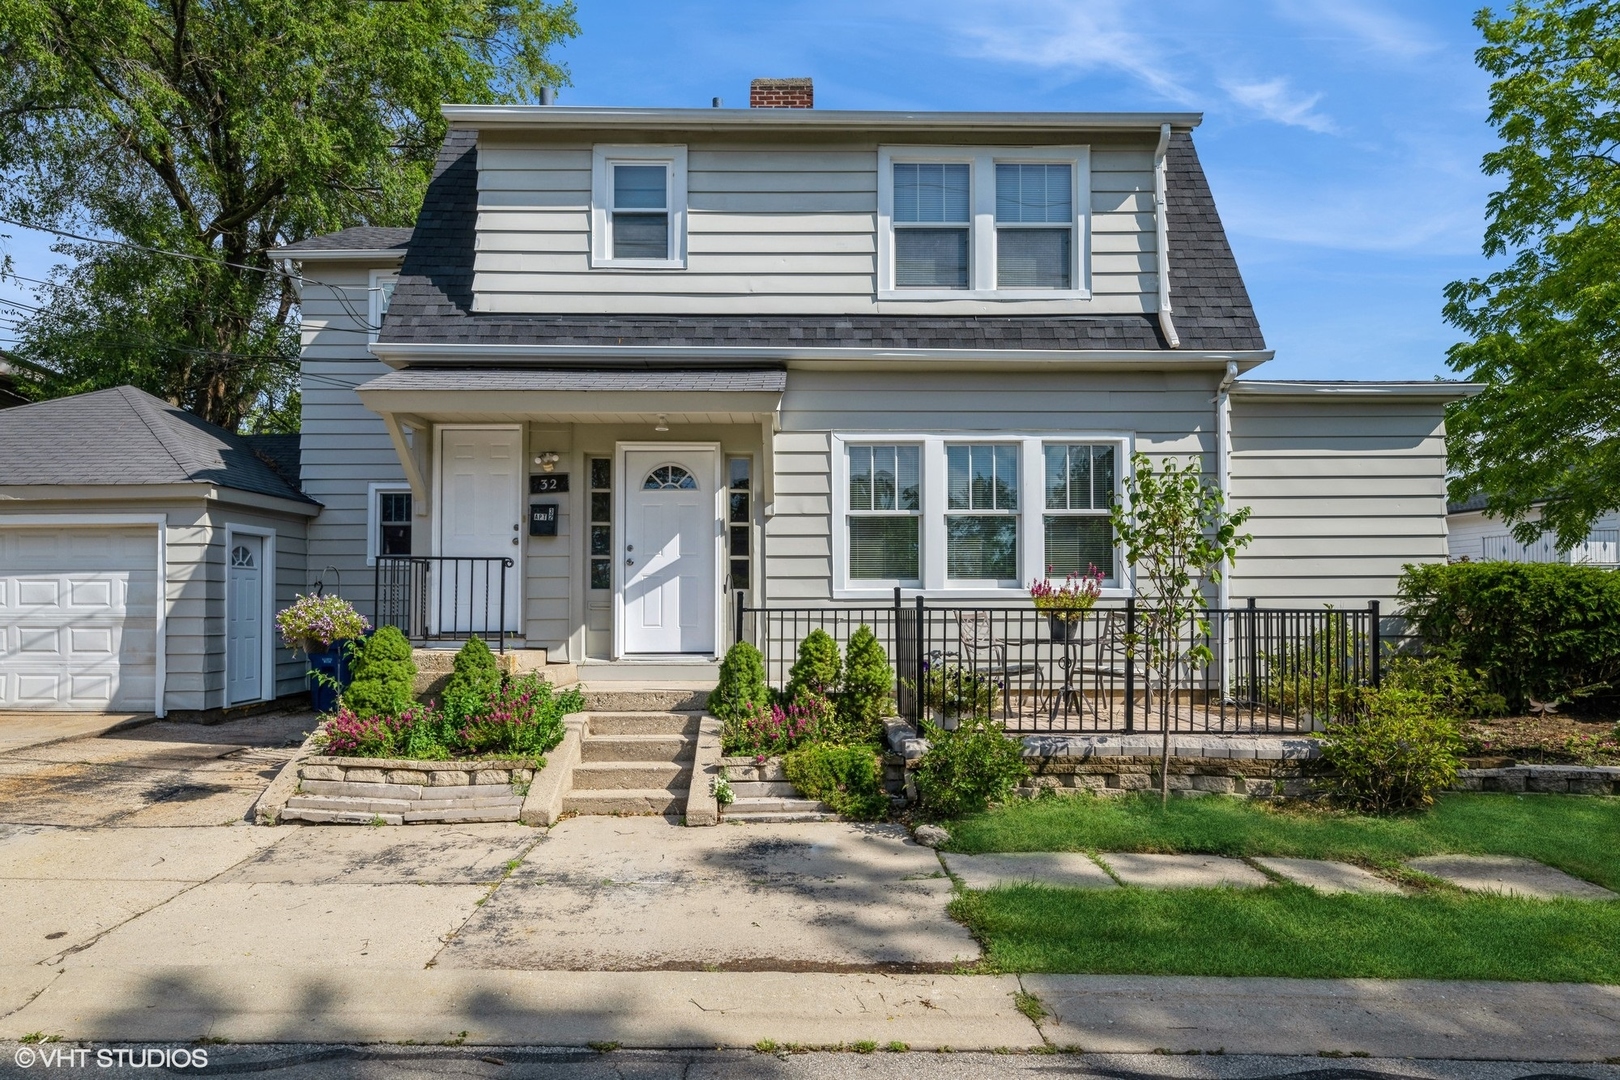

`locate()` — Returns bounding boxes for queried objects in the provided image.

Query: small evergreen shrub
[710,641,771,722]
[442,636,502,721]
[1399,561,1620,711]
[913,714,1030,820]
[783,743,888,821]
[341,626,417,718]
[835,624,892,743]
[1317,686,1464,813]
[786,628,841,707]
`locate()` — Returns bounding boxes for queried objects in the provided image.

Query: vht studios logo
[13,1046,210,1069]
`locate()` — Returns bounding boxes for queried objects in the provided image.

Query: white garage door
[0,525,159,711]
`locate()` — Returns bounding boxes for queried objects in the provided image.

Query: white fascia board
[273,249,407,263]
[1231,380,1482,401]
[369,341,1274,371]
[0,483,320,517]
[444,105,1202,134]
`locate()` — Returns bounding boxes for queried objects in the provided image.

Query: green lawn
[944,792,1620,889]
[941,792,1620,981]
[953,884,1620,982]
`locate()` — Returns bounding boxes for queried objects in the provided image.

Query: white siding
[1448,507,1620,565]
[299,261,405,620]
[470,136,1158,317]
[1227,398,1450,608]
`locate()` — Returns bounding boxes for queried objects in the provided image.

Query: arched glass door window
[643,465,697,490]
[230,545,256,568]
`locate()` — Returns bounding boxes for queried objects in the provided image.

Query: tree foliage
[1108,453,1251,803]
[0,0,576,430]
[1445,1,1620,547]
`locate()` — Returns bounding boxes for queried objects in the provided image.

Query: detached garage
[0,387,317,715]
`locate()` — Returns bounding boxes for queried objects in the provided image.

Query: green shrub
[1316,686,1464,813]
[913,662,996,722]
[442,636,502,721]
[786,628,841,707]
[1398,561,1620,711]
[835,624,892,743]
[782,743,889,821]
[914,714,1030,820]
[711,641,771,722]
[1381,654,1507,720]
[342,626,417,718]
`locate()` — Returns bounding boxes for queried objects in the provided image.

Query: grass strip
[953,883,1620,982]
[943,793,1620,889]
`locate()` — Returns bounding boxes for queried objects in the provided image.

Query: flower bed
[319,674,582,765]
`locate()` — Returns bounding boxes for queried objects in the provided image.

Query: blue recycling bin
[306,640,355,713]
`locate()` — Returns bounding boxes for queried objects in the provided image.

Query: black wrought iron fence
[374,556,516,653]
[737,589,1381,735]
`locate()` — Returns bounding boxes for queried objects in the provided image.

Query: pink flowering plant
[1028,566,1105,620]
[275,593,369,651]
[318,674,583,762]
[721,695,829,757]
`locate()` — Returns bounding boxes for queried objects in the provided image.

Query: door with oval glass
[621,447,717,655]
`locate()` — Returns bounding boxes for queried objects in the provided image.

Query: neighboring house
[0,355,28,409]
[280,78,1472,671]
[1447,494,1620,567]
[0,387,318,713]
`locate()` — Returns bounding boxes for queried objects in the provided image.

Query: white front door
[437,426,522,634]
[622,448,717,655]
[226,534,264,704]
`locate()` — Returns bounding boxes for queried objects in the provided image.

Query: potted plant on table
[1028,567,1104,641]
[275,593,371,712]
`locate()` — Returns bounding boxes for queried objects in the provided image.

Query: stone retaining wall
[286,756,534,825]
[1456,765,1620,796]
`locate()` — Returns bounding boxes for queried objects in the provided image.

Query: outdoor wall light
[534,451,560,472]
[654,414,670,432]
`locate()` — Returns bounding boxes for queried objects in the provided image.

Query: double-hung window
[367,483,412,563]
[892,163,971,289]
[1043,443,1116,581]
[846,444,921,582]
[946,444,1019,581]
[878,147,1088,299]
[590,145,688,268]
[996,164,1073,290]
[367,271,397,342]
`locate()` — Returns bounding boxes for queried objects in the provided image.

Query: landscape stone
[943,851,1117,891]
[913,824,950,848]
[1407,854,1617,901]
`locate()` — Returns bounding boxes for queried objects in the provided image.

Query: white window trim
[366,481,412,565]
[368,270,397,342]
[876,145,1091,301]
[223,523,276,707]
[831,432,1131,601]
[590,144,689,270]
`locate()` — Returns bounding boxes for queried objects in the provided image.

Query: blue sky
[1,0,1498,382]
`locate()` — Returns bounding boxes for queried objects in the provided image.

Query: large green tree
[1445,1,1620,548]
[0,0,576,431]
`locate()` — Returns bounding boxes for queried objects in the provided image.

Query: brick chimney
[750,78,813,109]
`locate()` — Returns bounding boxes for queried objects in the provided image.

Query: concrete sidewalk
[4,966,1618,1060]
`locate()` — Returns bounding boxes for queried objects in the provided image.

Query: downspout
[1153,123,1181,350]
[1214,359,1238,698]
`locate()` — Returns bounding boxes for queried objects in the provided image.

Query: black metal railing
[374,556,516,653]
[737,589,1381,735]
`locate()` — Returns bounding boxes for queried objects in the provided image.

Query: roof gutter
[1153,123,1181,350]
[1230,381,1483,401]
[367,341,1275,370]
[442,104,1203,134]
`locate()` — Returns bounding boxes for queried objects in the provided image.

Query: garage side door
[0,525,159,711]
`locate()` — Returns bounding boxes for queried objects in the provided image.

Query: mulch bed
[1461,712,1620,767]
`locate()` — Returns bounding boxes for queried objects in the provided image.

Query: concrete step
[402,805,522,824]
[283,807,404,825]
[562,788,684,816]
[286,794,410,815]
[722,796,839,823]
[585,711,702,736]
[570,761,691,791]
[583,687,710,712]
[580,734,692,763]
[288,793,524,813]
[577,665,719,684]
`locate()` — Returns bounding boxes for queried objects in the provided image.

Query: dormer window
[591,145,688,269]
[877,146,1090,301]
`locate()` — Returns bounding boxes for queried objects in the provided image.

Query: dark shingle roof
[0,387,315,504]
[379,127,1265,354]
[275,227,414,254]
[240,433,302,486]
[360,367,787,393]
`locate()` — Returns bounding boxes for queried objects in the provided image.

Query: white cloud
[1274,0,1441,62]
[1221,77,1335,133]
[940,0,1196,104]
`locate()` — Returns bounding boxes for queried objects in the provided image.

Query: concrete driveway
[0,709,311,827]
